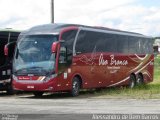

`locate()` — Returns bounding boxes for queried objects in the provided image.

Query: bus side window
[0,37,6,66]
[7,42,17,63]
[61,30,78,65]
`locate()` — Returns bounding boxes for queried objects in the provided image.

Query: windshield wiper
[14,67,52,75]
[13,68,28,75]
[35,67,50,74]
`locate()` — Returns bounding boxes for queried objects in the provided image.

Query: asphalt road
[0,93,160,120]
[0,92,160,120]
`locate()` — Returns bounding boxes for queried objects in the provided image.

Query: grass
[154,55,160,83]
[92,84,160,99]
[86,55,160,99]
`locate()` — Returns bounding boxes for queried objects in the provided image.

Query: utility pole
[51,0,54,23]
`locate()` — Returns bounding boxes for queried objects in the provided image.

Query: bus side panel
[109,54,154,86]
[138,54,154,83]
[72,54,94,88]
[72,53,154,88]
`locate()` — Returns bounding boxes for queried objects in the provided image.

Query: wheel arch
[138,72,144,79]
[72,74,83,89]
[137,72,144,84]
[130,73,136,79]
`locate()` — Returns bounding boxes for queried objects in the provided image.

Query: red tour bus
[12,24,154,97]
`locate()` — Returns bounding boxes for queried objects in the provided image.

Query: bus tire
[137,74,144,85]
[6,85,15,95]
[129,74,136,88]
[33,92,44,97]
[70,77,80,97]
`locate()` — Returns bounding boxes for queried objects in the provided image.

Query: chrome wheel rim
[73,81,79,94]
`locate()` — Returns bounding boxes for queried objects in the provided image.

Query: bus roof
[21,23,151,38]
[0,29,21,38]
[0,28,21,32]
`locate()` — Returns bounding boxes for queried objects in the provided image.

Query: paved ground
[0,92,160,115]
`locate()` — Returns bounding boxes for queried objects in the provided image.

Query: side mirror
[4,44,9,56]
[4,42,16,57]
[51,42,59,53]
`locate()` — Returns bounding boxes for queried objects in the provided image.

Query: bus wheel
[70,77,80,97]
[33,92,44,97]
[6,85,15,95]
[129,75,136,88]
[137,74,144,85]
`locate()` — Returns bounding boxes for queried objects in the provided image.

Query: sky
[0,0,160,36]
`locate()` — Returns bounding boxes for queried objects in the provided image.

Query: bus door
[57,42,72,90]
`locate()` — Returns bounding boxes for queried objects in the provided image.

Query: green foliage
[93,84,160,99]
[154,55,160,83]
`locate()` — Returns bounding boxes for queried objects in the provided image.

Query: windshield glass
[13,35,58,75]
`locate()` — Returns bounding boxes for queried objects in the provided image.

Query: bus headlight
[43,74,57,82]
[12,74,18,81]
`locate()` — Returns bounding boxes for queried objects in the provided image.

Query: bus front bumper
[12,80,57,92]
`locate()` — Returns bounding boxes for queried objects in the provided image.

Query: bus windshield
[13,35,58,75]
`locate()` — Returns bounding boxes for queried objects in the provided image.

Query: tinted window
[0,32,20,66]
[13,35,58,74]
[128,37,139,54]
[75,30,96,54]
[75,30,153,54]
[75,30,117,54]
[0,37,7,66]
[140,38,153,54]
[9,32,20,43]
[96,33,117,52]
[128,37,153,54]
[148,39,154,54]
[117,35,128,54]
[61,30,77,55]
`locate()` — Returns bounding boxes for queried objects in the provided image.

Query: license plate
[27,86,34,89]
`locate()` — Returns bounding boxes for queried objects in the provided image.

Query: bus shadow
[0,91,28,97]
[0,92,16,97]
[18,88,110,99]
